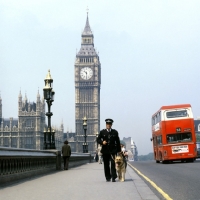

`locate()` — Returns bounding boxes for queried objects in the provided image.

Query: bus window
[157,112,161,122]
[155,115,157,124]
[166,110,188,118]
[167,132,192,143]
[152,117,154,125]
[157,135,162,145]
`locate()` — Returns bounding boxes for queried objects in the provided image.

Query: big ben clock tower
[74,13,101,152]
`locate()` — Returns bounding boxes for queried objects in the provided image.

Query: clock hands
[80,67,92,80]
[84,69,87,79]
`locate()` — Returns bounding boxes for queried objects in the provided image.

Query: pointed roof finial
[18,88,22,98]
[37,88,40,98]
[86,6,89,15]
[45,69,53,80]
[24,92,27,101]
[82,7,93,36]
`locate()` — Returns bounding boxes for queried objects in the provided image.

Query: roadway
[129,159,200,200]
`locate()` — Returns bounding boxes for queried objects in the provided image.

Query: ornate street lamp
[82,116,88,153]
[43,70,56,149]
[43,127,47,149]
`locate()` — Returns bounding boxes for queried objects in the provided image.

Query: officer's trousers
[102,154,117,180]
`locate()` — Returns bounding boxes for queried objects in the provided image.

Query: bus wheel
[156,160,160,163]
[162,160,168,164]
[187,158,194,163]
[191,158,195,162]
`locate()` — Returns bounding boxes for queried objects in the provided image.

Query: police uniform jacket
[97,129,121,154]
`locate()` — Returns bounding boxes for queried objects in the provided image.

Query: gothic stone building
[0,91,45,149]
[74,14,101,152]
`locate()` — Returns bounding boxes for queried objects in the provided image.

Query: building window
[198,124,200,131]
[4,137,9,147]
[157,135,162,145]
[26,120,32,127]
[25,137,33,148]
[12,138,17,147]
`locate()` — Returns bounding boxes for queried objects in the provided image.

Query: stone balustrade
[0,147,91,184]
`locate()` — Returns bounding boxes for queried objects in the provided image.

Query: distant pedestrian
[62,140,71,170]
[98,145,103,164]
[97,118,121,182]
[121,144,128,160]
[120,144,128,168]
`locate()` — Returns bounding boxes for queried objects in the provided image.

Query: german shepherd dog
[115,152,127,182]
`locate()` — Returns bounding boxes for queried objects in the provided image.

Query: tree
[138,152,154,161]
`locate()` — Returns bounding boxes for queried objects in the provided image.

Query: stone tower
[18,91,45,149]
[74,13,101,152]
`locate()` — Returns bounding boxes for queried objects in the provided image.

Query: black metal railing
[0,157,56,176]
[0,147,91,184]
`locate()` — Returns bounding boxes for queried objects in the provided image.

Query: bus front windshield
[167,132,192,143]
[166,110,188,118]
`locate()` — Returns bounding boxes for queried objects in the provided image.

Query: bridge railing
[0,147,91,184]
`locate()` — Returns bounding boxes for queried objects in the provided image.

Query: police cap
[105,118,114,124]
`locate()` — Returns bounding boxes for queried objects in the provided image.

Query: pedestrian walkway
[0,162,159,200]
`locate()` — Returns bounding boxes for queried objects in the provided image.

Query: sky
[1,0,200,155]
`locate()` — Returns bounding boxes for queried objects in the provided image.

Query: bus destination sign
[171,145,189,154]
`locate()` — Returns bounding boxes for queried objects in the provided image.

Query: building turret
[18,90,22,114]
[37,90,40,101]
[24,93,27,101]
[36,90,41,112]
[1,119,3,128]
[28,101,31,112]
[42,97,45,114]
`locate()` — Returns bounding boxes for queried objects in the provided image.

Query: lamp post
[43,70,56,150]
[96,132,98,149]
[82,116,88,153]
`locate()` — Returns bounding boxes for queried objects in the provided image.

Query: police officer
[97,118,121,182]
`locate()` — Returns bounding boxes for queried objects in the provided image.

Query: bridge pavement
[0,162,159,200]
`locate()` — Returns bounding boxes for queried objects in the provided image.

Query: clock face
[80,67,93,80]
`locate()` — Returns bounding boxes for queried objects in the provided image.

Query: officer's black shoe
[106,179,111,182]
[112,179,116,182]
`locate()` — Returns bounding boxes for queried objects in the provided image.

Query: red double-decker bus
[151,104,197,163]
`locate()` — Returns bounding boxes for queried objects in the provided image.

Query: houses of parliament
[0,14,100,153]
[0,91,64,150]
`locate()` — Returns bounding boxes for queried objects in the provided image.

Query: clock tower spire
[74,12,101,153]
[81,12,94,47]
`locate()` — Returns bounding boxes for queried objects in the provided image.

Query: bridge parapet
[0,147,91,185]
